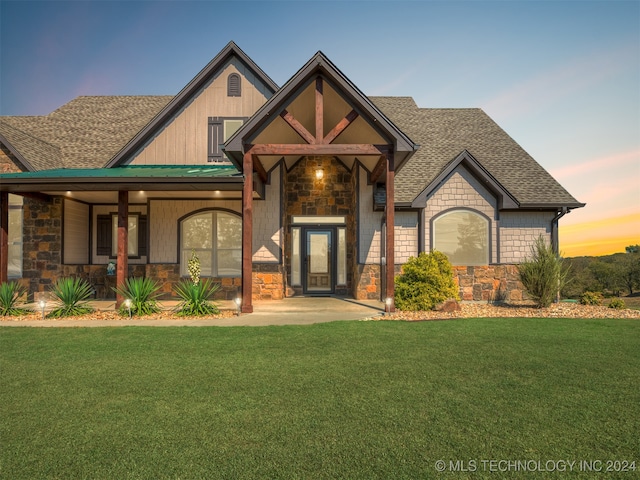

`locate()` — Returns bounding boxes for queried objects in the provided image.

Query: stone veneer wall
[453,265,525,302]
[283,157,356,297]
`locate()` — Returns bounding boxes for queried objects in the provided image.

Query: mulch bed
[0,309,236,323]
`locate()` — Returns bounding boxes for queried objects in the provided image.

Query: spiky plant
[0,281,31,316]
[174,278,220,316]
[518,236,570,308]
[47,277,94,318]
[113,277,161,316]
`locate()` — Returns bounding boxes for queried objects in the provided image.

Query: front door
[303,228,334,294]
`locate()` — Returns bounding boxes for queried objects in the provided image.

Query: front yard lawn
[1,318,638,479]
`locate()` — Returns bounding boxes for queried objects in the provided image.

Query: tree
[625,245,639,254]
[620,251,640,295]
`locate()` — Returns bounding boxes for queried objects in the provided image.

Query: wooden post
[116,190,128,309]
[241,151,254,313]
[385,153,395,312]
[0,192,8,284]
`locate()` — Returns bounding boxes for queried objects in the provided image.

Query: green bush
[174,278,220,316]
[0,281,31,316]
[579,291,603,306]
[47,277,95,318]
[394,251,459,311]
[518,236,570,308]
[608,298,626,310]
[113,277,161,316]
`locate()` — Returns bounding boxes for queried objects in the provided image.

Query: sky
[1,0,638,257]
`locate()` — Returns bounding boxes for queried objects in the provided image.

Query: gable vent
[227,73,241,97]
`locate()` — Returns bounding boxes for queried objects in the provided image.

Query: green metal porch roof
[0,165,241,179]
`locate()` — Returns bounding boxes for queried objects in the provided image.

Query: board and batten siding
[129,58,271,166]
[63,199,89,264]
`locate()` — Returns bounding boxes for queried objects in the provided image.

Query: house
[0,42,584,312]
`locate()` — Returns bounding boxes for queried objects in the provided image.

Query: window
[180,210,241,277]
[96,214,147,258]
[208,117,247,163]
[433,209,489,265]
[8,194,23,278]
[227,73,241,97]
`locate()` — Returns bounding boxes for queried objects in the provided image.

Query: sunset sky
[1,0,638,258]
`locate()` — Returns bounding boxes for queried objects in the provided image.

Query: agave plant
[174,278,220,316]
[47,277,94,318]
[0,281,31,316]
[113,277,161,316]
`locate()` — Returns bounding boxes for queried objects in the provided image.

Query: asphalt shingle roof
[370,97,582,207]
[0,95,582,208]
[1,96,172,170]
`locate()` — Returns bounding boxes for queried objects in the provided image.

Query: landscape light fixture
[124,298,132,318]
[235,297,242,316]
[39,300,46,320]
[385,297,392,316]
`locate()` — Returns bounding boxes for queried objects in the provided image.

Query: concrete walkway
[2,297,386,327]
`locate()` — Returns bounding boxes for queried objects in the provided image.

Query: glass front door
[304,229,333,294]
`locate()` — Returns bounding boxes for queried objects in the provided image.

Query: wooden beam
[370,155,387,184]
[323,109,358,144]
[280,110,316,145]
[247,143,390,156]
[241,152,254,313]
[315,77,323,142]
[116,190,128,309]
[0,192,8,284]
[385,153,395,313]
[253,156,268,184]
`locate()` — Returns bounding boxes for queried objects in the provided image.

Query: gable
[128,58,273,166]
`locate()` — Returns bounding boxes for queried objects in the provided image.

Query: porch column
[0,192,8,284]
[116,190,128,309]
[241,151,254,313]
[385,153,395,312]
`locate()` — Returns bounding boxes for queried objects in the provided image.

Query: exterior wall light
[315,168,324,180]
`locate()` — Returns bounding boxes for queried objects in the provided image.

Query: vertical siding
[253,165,282,262]
[63,199,89,264]
[500,212,554,263]
[423,165,498,263]
[130,58,271,166]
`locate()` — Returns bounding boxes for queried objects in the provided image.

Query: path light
[235,297,241,316]
[385,297,392,316]
[124,298,132,318]
[39,300,46,320]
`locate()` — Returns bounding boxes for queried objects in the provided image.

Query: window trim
[207,116,247,163]
[178,208,242,278]
[431,208,491,266]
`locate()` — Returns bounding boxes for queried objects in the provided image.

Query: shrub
[174,278,220,316]
[608,298,626,310]
[394,251,459,311]
[0,281,31,316]
[518,236,570,308]
[113,277,161,316]
[47,277,94,318]
[580,291,603,306]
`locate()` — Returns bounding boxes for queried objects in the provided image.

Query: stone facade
[453,265,525,302]
[252,263,285,301]
[0,147,23,173]
[283,156,356,296]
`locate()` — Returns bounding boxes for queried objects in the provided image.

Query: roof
[371,97,584,208]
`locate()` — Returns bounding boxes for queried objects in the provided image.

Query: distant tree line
[561,245,640,298]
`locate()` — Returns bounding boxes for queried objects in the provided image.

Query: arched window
[433,209,489,265]
[227,73,241,97]
[180,210,241,277]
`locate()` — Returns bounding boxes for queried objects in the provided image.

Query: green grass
[1,319,639,479]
